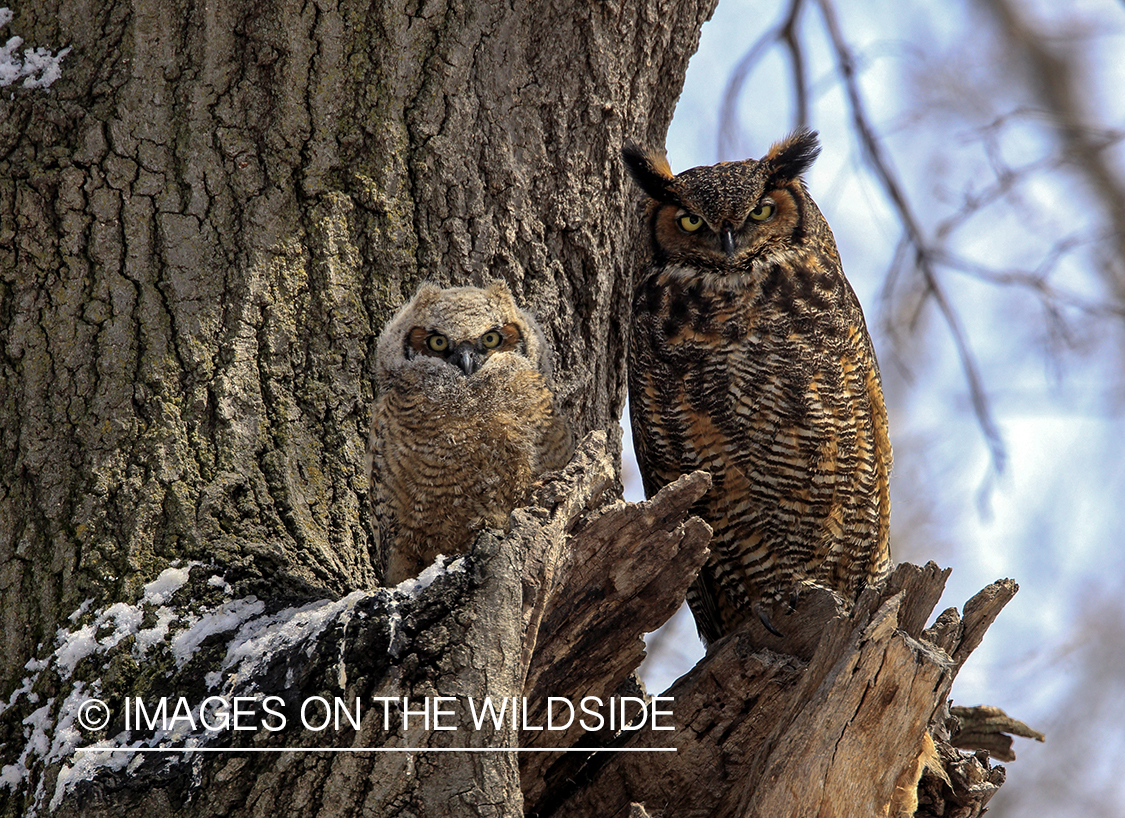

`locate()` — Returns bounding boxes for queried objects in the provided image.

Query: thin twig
[780,0,809,129]
[718,0,809,158]
[817,0,1007,473]
[981,0,1125,308]
[939,243,1125,320]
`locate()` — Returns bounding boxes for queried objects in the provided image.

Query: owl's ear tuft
[622,143,681,205]
[484,279,514,302]
[411,282,444,308]
[765,129,821,183]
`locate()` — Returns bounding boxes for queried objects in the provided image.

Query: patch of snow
[206,573,232,594]
[220,592,367,687]
[98,602,143,650]
[134,607,177,654]
[47,687,87,761]
[67,599,94,624]
[0,763,22,789]
[1,564,271,812]
[0,699,53,795]
[24,704,52,757]
[54,624,97,679]
[55,566,198,676]
[170,598,264,669]
[0,8,71,90]
[385,555,468,656]
[8,559,443,811]
[49,686,193,811]
[386,604,405,658]
[45,592,376,807]
[393,553,454,598]
[142,566,192,606]
[50,738,132,811]
[0,671,38,718]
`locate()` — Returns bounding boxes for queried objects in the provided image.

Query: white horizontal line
[74,746,677,754]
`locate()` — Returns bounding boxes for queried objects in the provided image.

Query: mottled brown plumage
[367,282,573,585]
[623,130,892,646]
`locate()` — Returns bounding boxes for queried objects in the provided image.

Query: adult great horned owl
[368,282,573,586]
[623,130,892,646]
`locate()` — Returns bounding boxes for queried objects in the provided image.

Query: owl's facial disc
[660,186,789,269]
[405,323,525,377]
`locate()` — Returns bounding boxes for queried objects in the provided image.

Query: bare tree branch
[718,0,809,159]
[817,0,1008,474]
[981,0,1125,308]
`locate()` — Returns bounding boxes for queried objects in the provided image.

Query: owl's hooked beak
[720,222,736,258]
[452,343,483,377]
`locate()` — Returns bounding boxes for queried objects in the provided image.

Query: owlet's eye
[426,333,450,352]
[678,213,705,232]
[749,202,775,222]
[481,330,503,349]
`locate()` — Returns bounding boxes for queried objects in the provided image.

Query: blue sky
[630,1,1125,810]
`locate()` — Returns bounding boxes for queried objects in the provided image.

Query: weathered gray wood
[548,565,1023,818]
[518,468,712,810]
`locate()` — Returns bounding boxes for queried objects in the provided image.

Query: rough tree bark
[0,1,1030,816]
[1,0,716,813]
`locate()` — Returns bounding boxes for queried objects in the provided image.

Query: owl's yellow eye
[426,333,450,352]
[481,330,503,349]
[749,202,775,222]
[678,213,705,232]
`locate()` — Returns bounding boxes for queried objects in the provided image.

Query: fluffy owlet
[368,282,573,585]
[623,130,892,646]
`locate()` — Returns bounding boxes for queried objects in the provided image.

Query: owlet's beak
[452,342,483,377]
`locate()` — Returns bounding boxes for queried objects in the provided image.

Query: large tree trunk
[0,1,1028,816]
[0,0,715,813]
[0,0,716,689]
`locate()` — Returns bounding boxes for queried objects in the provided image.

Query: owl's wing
[627,384,668,500]
[366,401,395,586]
[685,567,726,648]
[538,402,575,473]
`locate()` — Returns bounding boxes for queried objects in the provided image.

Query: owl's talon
[753,602,785,638]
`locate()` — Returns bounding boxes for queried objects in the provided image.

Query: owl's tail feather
[753,601,784,638]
